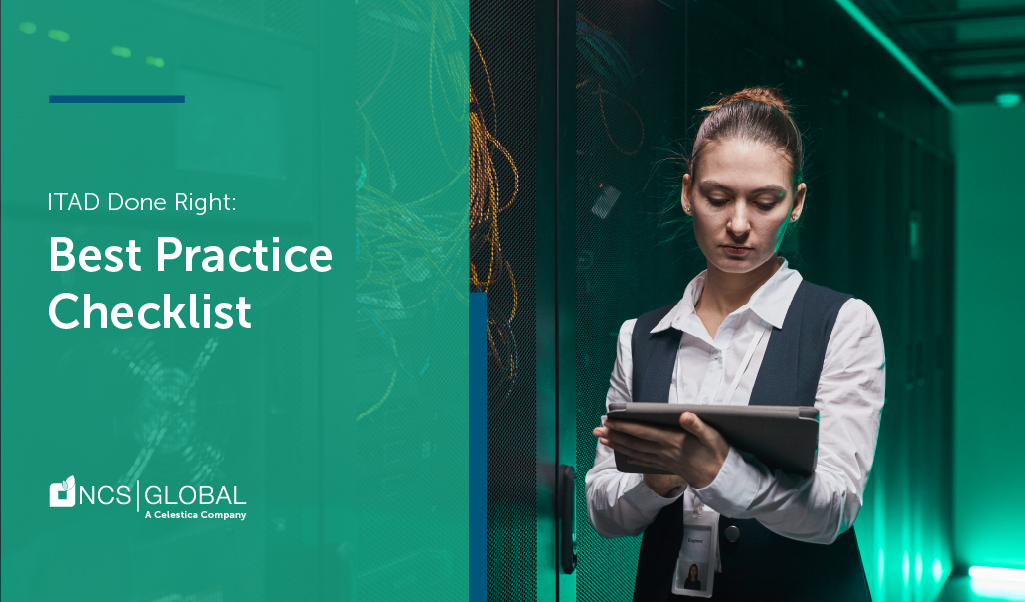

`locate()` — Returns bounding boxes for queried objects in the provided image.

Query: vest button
[724,525,740,543]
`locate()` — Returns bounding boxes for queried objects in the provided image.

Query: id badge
[670,502,718,597]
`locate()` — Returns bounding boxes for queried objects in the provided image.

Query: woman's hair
[689,86,804,187]
[655,86,806,251]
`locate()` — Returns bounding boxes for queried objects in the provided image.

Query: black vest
[631,280,872,602]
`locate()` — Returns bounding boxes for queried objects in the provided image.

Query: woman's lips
[722,245,751,256]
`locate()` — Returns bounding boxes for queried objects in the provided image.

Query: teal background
[1,1,469,601]
[953,103,1025,572]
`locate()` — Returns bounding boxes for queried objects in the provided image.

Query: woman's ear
[681,174,693,215]
[790,182,807,222]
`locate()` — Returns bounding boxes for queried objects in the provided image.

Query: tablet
[606,402,820,476]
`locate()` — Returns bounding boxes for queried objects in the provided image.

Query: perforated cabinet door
[573,2,698,600]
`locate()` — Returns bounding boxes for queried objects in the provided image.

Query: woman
[683,564,702,591]
[585,87,884,601]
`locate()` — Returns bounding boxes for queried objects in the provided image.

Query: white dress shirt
[585,260,885,546]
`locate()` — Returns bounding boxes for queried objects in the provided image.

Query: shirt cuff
[691,446,760,517]
[622,475,686,514]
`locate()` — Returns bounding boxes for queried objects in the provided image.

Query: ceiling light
[833,0,955,111]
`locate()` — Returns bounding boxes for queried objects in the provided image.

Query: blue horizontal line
[49,95,185,103]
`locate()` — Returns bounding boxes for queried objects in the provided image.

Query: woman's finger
[601,433,654,458]
[626,457,658,469]
[625,452,667,470]
[605,427,664,455]
[600,433,645,455]
[678,412,730,460]
[605,419,676,443]
[678,412,717,445]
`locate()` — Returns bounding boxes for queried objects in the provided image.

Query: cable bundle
[355,0,469,420]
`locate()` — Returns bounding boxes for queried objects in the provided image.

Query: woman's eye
[706,198,729,206]
[755,202,777,210]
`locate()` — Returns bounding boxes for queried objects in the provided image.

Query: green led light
[145,56,165,68]
[970,566,1025,583]
[878,549,885,589]
[833,0,955,111]
[111,46,131,58]
[932,559,943,583]
[48,29,70,42]
[19,22,36,34]
[970,580,1025,601]
[996,92,1022,108]
[903,550,910,587]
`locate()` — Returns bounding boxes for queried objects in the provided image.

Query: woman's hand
[592,412,731,489]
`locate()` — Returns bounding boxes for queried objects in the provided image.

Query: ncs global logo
[49,475,76,507]
[47,473,248,520]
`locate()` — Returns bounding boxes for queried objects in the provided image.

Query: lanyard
[720,321,773,406]
[673,318,771,596]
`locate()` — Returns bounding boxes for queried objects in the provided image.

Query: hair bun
[701,86,792,116]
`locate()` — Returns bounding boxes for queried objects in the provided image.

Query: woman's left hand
[594,412,731,489]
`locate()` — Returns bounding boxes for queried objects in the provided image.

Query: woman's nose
[726,205,751,236]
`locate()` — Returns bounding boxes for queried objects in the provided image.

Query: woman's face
[681,138,806,274]
[689,565,698,579]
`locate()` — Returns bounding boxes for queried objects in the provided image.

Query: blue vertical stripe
[469,292,487,601]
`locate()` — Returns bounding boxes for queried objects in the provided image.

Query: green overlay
[1,1,469,601]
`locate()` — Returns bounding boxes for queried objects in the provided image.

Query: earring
[684,205,691,212]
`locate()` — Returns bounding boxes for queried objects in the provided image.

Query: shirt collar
[650,259,803,334]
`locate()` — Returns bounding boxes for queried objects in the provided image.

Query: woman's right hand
[643,473,686,497]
